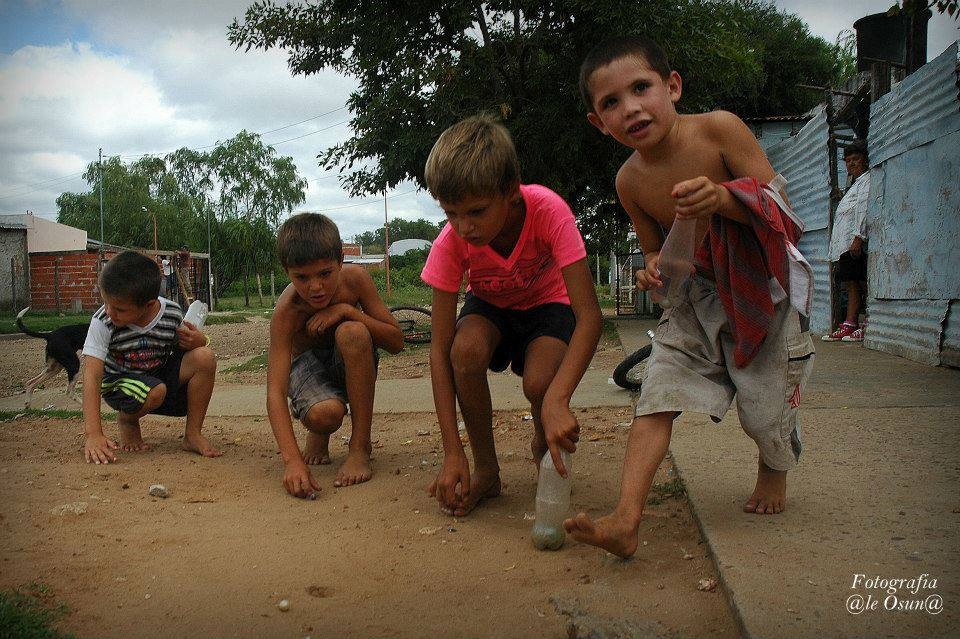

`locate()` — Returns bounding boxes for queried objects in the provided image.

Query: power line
[320,189,418,212]
[0,171,88,202]
[1,106,351,202]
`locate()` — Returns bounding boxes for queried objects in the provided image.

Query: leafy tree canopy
[354,217,445,252]
[56,132,306,302]
[229,0,848,252]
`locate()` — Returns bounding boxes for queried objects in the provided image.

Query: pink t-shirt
[421,184,587,310]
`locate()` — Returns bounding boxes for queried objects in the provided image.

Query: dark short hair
[844,139,868,162]
[277,213,343,268]
[579,35,672,110]
[99,250,161,306]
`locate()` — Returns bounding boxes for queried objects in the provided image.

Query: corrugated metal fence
[866,42,960,365]
[766,107,833,333]
[762,41,959,366]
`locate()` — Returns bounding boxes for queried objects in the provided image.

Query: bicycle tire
[612,344,652,391]
[390,305,432,344]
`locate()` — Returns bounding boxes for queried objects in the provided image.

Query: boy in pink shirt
[421,115,602,517]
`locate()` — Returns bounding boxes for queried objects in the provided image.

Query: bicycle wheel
[612,344,652,391]
[390,306,432,344]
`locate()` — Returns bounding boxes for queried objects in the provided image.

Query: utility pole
[98,148,105,262]
[143,206,157,251]
[384,191,391,300]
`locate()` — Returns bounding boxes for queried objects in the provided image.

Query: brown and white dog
[16,307,90,408]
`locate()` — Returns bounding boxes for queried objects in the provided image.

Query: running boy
[82,250,220,463]
[568,36,814,556]
[267,213,404,498]
[421,115,602,517]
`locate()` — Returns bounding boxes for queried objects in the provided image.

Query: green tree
[229,0,847,255]
[355,217,445,252]
[208,130,307,305]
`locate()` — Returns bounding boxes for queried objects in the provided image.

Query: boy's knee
[303,401,346,433]
[450,338,491,376]
[186,346,217,372]
[335,321,373,353]
[522,373,551,405]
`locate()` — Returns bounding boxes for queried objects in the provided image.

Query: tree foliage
[56,134,306,303]
[354,217,445,252]
[229,0,849,254]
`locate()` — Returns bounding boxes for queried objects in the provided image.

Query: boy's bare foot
[118,418,150,452]
[182,433,223,458]
[437,471,502,517]
[334,449,372,487]
[302,431,331,465]
[564,511,639,558]
[743,460,786,514]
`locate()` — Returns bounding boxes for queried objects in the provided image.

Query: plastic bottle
[532,450,572,551]
[182,300,209,329]
[651,216,698,308]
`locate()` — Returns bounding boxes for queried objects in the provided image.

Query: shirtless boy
[267,213,404,498]
[567,35,814,557]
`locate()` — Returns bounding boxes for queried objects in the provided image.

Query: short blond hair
[424,114,520,202]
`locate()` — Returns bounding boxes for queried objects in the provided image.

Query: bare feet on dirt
[182,433,223,458]
[564,511,640,558]
[118,418,151,452]
[334,448,372,487]
[742,460,786,514]
[302,431,332,465]
[433,470,503,517]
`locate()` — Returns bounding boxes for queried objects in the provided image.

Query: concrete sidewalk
[616,318,960,639]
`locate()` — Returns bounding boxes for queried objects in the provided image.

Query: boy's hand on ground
[635,253,662,291]
[428,456,470,512]
[84,434,118,464]
[672,176,724,219]
[543,403,579,477]
[283,460,321,498]
[176,321,205,350]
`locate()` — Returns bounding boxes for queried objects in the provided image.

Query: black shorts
[101,350,188,417]
[834,250,867,283]
[458,292,576,376]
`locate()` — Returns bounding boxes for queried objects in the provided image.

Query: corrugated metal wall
[865,42,960,365]
[766,107,833,332]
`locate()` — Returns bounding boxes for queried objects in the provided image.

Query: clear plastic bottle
[651,216,698,308]
[182,300,209,329]
[532,450,572,551]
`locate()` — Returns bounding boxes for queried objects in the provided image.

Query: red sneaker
[822,322,857,341]
[842,326,865,342]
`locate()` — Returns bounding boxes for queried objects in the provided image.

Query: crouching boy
[267,213,404,498]
[82,250,220,463]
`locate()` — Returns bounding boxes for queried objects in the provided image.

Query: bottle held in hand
[183,300,209,329]
[651,217,698,307]
[532,450,572,551]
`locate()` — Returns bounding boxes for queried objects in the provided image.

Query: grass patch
[223,353,268,374]
[205,313,250,326]
[0,408,86,421]
[601,319,620,341]
[0,312,90,335]
[646,476,686,506]
[0,582,74,639]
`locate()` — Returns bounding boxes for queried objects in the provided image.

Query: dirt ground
[0,316,738,638]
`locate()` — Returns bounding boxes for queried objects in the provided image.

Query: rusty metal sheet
[868,131,960,300]
[865,298,948,365]
[767,106,832,231]
[942,301,960,368]
[869,41,960,165]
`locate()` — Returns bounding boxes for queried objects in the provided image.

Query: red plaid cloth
[693,178,803,367]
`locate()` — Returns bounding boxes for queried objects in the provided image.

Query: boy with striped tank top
[81,251,221,463]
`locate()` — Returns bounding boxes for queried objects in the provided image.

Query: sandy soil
[0,315,738,638]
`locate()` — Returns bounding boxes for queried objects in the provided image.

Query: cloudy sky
[0,1,957,243]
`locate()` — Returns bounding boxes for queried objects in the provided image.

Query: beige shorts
[636,275,815,471]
